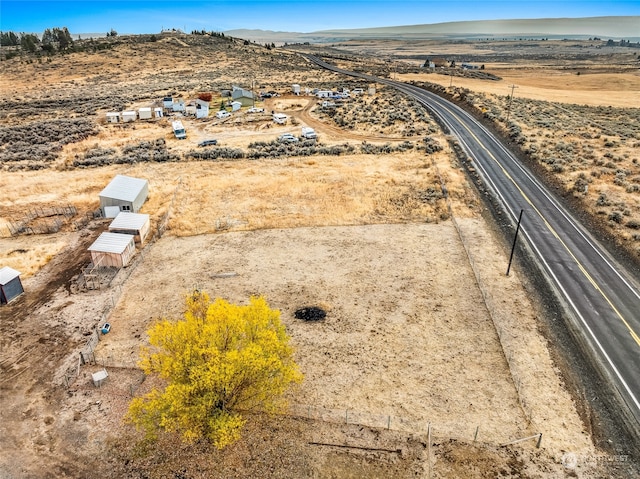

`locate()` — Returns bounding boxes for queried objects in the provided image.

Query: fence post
[345,410,348,424]
[387,415,391,430]
[474,426,479,443]
[536,433,542,448]
[427,422,432,479]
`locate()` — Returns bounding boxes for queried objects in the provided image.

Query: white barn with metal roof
[0,266,24,304]
[99,175,149,217]
[108,212,151,245]
[88,232,136,268]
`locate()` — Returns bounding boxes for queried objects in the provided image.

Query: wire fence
[64,178,184,388]
[431,151,533,426]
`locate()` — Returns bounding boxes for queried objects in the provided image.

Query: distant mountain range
[224,16,640,44]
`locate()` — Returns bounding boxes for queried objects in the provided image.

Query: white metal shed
[88,232,136,268]
[106,112,120,123]
[138,107,152,120]
[109,212,151,245]
[99,175,149,216]
[122,110,137,122]
[0,266,24,304]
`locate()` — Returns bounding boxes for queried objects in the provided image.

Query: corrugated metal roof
[89,232,135,254]
[0,266,21,285]
[109,212,149,230]
[99,175,148,203]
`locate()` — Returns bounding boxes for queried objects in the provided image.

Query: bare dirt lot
[1,34,638,478]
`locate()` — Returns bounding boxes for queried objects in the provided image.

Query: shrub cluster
[73,138,180,167]
[0,118,98,169]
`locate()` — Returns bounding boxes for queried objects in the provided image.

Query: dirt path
[265,95,416,143]
[0,224,110,478]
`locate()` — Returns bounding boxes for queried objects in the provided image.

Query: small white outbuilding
[122,110,137,122]
[154,107,164,118]
[0,266,24,305]
[109,212,151,246]
[88,232,136,268]
[138,107,152,120]
[99,174,149,216]
[106,112,120,123]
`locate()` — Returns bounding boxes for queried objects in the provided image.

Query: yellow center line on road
[449,109,640,348]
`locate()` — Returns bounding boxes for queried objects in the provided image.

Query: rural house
[0,267,24,304]
[88,232,136,268]
[196,99,209,119]
[231,86,255,107]
[108,212,151,245]
[99,175,149,217]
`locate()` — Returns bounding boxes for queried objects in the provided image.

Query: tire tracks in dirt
[265,95,417,143]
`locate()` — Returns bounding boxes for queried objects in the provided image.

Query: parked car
[101,323,111,335]
[278,133,299,143]
[198,139,218,147]
[247,107,265,113]
[216,111,231,119]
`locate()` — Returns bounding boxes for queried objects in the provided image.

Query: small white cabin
[121,111,137,122]
[154,107,164,118]
[316,90,334,98]
[172,99,185,112]
[196,99,209,119]
[231,101,242,112]
[272,113,288,124]
[163,97,173,108]
[292,84,301,95]
[106,112,120,123]
[138,107,152,120]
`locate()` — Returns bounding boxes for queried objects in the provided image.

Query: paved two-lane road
[306,55,640,428]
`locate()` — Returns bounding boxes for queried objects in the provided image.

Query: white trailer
[272,113,288,124]
[172,120,187,140]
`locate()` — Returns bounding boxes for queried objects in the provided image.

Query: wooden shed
[0,266,24,304]
[88,232,136,268]
[99,175,149,216]
[109,212,151,245]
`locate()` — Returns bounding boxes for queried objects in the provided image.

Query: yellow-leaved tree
[127,291,302,448]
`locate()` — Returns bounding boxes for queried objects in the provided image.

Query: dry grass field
[1,33,637,478]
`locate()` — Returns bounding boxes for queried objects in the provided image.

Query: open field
[1,34,638,477]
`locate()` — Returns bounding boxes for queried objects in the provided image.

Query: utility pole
[505,84,518,123]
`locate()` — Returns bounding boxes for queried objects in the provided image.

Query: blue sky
[1,0,639,34]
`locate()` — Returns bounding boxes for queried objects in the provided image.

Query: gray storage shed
[0,266,24,304]
[99,175,149,216]
[108,212,151,245]
[88,232,136,268]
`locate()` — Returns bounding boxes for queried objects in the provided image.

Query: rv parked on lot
[172,120,187,140]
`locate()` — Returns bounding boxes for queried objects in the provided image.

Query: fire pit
[294,306,326,322]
